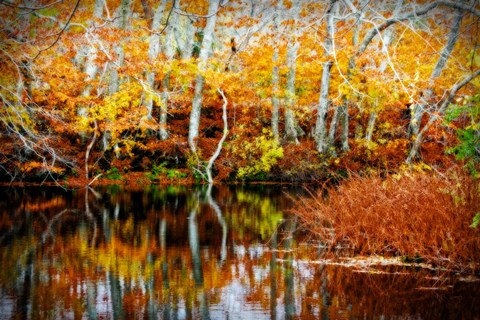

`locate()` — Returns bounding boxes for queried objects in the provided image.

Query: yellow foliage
[233,129,284,180]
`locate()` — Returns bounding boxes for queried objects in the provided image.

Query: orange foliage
[294,170,480,271]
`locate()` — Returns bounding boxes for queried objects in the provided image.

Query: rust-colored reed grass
[294,170,480,272]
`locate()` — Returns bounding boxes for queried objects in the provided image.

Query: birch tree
[271,2,282,142]
[188,0,221,153]
[315,0,337,153]
[284,0,300,144]
[407,9,464,159]
[146,0,167,122]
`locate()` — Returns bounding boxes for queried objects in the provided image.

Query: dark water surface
[0,185,479,319]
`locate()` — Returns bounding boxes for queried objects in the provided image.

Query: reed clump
[294,170,480,272]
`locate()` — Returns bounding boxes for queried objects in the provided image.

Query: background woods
[0,0,479,183]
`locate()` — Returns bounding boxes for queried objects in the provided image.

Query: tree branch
[32,0,81,60]
[407,69,480,164]
[206,89,228,184]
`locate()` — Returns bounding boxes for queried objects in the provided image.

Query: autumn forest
[0,0,478,185]
[1,1,480,317]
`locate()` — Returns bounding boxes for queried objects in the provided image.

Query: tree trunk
[315,1,336,153]
[408,10,463,159]
[174,14,196,59]
[93,0,104,19]
[284,0,300,144]
[365,111,377,142]
[146,1,167,121]
[285,40,299,144]
[117,0,133,30]
[206,89,228,184]
[327,102,338,146]
[188,0,220,152]
[159,2,179,140]
[407,69,480,164]
[141,0,153,20]
[271,46,280,142]
[271,4,281,142]
[365,1,402,142]
[339,104,349,151]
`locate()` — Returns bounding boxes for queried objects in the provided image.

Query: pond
[0,185,479,319]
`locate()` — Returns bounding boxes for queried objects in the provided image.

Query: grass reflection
[0,185,479,319]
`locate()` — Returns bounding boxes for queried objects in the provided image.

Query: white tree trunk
[188,0,220,152]
[271,3,281,142]
[408,10,463,151]
[146,0,167,120]
[315,1,336,153]
[271,46,280,142]
[206,89,228,184]
[285,41,299,144]
[159,2,178,140]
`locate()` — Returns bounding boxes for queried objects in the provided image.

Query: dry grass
[294,170,480,272]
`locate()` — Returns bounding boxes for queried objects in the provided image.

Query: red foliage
[294,170,480,271]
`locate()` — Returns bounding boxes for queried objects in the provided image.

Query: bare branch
[407,69,480,163]
[0,0,64,10]
[206,89,228,184]
[32,0,81,60]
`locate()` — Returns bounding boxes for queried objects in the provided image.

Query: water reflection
[0,185,479,319]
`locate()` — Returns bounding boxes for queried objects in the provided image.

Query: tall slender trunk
[188,0,220,152]
[409,9,463,139]
[366,1,400,142]
[93,0,104,19]
[174,15,196,59]
[315,1,337,153]
[327,102,338,147]
[284,0,300,144]
[285,41,299,144]
[103,0,131,153]
[146,1,167,121]
[408,10,464,160]
[271,46,280,142]
[271,4,282,142]
[159,1,179,140]
[339,103,349,151]
[141,0,153,20]
[117,0,132,30]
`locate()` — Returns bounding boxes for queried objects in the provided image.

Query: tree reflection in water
[0,185,479,319]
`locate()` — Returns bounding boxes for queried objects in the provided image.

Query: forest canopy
[0,0,479,184]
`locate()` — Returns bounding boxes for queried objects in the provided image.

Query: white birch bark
[365,1,402,142]
[285,40,299,144]
[188,0,220,152]
[407,69,480,164]
[408,10,463,140]
[159,1,179,140]
[271,3,282,142]
[271,46,280,142]
[205,89,228,184]
[146,0,167,121]
[284,0,300,144]
[93,0,104,19]
[315,1,336,153]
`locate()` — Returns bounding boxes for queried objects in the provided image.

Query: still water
[0,184,479,319]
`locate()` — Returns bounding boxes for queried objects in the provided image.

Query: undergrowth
[294,169,480,273]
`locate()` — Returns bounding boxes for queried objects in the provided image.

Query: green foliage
[446,95,480,177]
[234,129,284,180]
[147,162,187,182]
[471,213,480,229]
[105,167,123,180]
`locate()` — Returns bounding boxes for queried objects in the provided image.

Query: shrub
[232,129,283,180]
[147,162,187,182]
[105,167,123,180]
[293,170,480,272]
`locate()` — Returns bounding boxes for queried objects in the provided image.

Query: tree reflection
[283,217,297,320]
[0,185,479,319]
